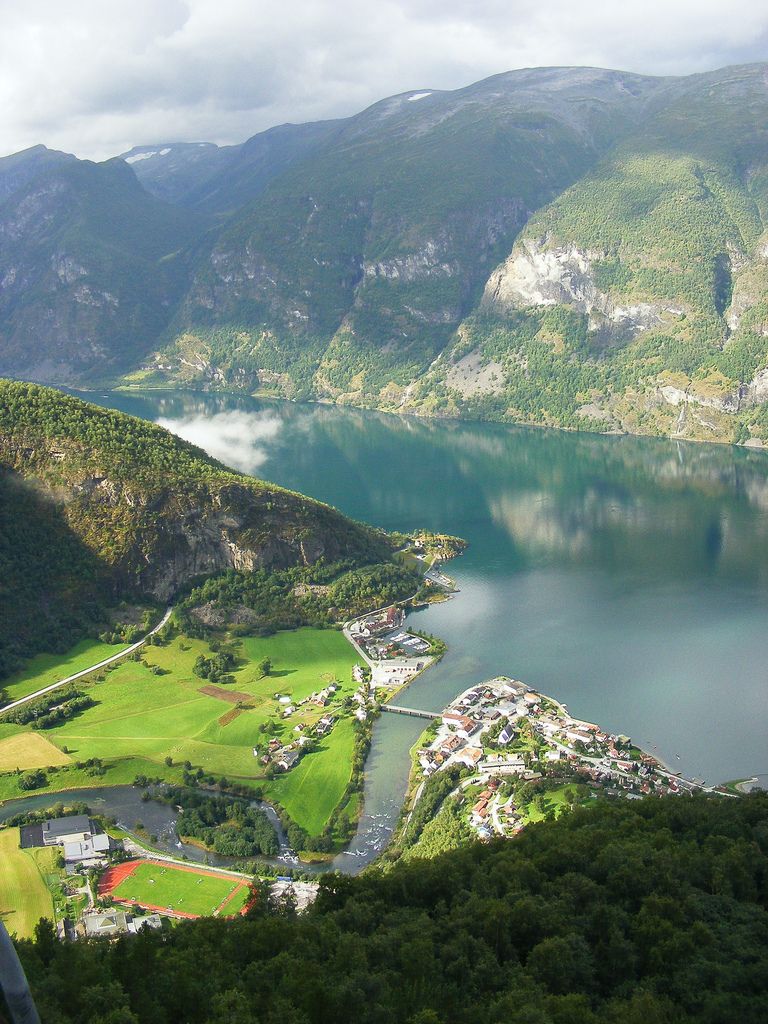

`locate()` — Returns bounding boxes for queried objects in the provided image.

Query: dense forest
[11,793,768,1024]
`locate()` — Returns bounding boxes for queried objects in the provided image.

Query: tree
[19,768,47,791]
[257,657,272,678]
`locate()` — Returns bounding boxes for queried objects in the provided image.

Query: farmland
[268,716,357,836]
[0,828,56,938]
[101,860,252,918]
[1,638,127,705]
[0,732,72,771]
[0,627,360,836]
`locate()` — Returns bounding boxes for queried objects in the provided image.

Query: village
[413,677,718,841]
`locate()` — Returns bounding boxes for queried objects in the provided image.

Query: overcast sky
[1,0,767,161]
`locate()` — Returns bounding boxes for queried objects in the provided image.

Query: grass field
[0,628,359,835]
[0,756,187,802]
[104,860,251,918]
[1,638,127,704]
[0,733,72,771]
[267,716,356,836]
[0,828,56,938]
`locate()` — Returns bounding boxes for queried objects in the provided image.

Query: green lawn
[0,756,187,802]
[0,628,359,836]
[109,861,249,917]
[521,784,582,823]
[0,828,56,938]
[267,717,357,836]
[1,638,127,704]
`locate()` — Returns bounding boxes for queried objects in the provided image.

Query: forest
[10,792,767,1024]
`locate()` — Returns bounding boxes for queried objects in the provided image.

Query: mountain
[3,65,768,445]
[0,380,391,675]
[0,154,206,382]
[122,121,343,214]
[155,67,663,401]
[15,792,768,1023]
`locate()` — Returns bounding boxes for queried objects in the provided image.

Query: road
[0,607,173,717]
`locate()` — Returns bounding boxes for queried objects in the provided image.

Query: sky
[1,0,767,161]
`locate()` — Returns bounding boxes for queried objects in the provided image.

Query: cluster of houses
[415,677,713,842]
[349,608,430,666]
[348,608,433,691]
[252,681,349,772]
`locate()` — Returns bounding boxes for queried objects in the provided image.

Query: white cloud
[0,0,766,160]
[156,410,282,474]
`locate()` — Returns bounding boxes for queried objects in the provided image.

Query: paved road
[0,607,173,717]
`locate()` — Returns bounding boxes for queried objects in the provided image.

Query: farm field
[101,860,251,918]
[1,638,127,704]
[0,827,56,938]
[0,628,359,834]
[267,716,357,835]
[0,732,72,771]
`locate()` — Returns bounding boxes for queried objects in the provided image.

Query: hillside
[0,155,207,382]
[12,793,768,1023]
[0,380,392,675]
[2,65,768,444]
[417,63,768,443]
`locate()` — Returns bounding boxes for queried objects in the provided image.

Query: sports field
[100,860,252,918]
[0,828,56,938]
[1,638,126,704]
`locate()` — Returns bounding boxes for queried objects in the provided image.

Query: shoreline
[380,674,740,862]
[66,382,768,456]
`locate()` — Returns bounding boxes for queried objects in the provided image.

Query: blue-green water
[67,390,768,862]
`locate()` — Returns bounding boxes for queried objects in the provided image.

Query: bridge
[381,704,439,720]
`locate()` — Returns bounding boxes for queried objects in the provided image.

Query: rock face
[0,382,390,607]
[484,236,680,342]
[19,466,384,603]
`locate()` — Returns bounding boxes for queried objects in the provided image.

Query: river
[21,389,768,870]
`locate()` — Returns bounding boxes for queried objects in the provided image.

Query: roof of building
[43,814,92,837]
[84,911,129,937]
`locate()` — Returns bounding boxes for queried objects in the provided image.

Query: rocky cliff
[0,381,392,672]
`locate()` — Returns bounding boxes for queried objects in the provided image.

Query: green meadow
[0,828,56,939]
[267,716,357,836]
[0,628,360,836]
[1,638,127,704]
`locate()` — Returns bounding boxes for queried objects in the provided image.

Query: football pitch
[101,860,252,918]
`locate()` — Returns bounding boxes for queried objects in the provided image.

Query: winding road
[0,607,173,717]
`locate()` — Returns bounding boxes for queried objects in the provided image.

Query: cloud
[156,410,282,474]
[0,0,766,160]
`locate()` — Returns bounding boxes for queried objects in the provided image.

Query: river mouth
[37,387,768,866]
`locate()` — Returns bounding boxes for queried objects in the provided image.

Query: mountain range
[2,63,768,445]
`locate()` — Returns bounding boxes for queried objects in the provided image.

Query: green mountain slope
[0,156,206,382]
[15,793,768,1023]
[0,380,391,675]
[417,64,768,443]
[3,65,768,445]
[148,67,662,400]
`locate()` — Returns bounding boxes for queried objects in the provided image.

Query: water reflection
[157,409,283,474]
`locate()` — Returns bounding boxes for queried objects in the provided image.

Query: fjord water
[85,390,768,789]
